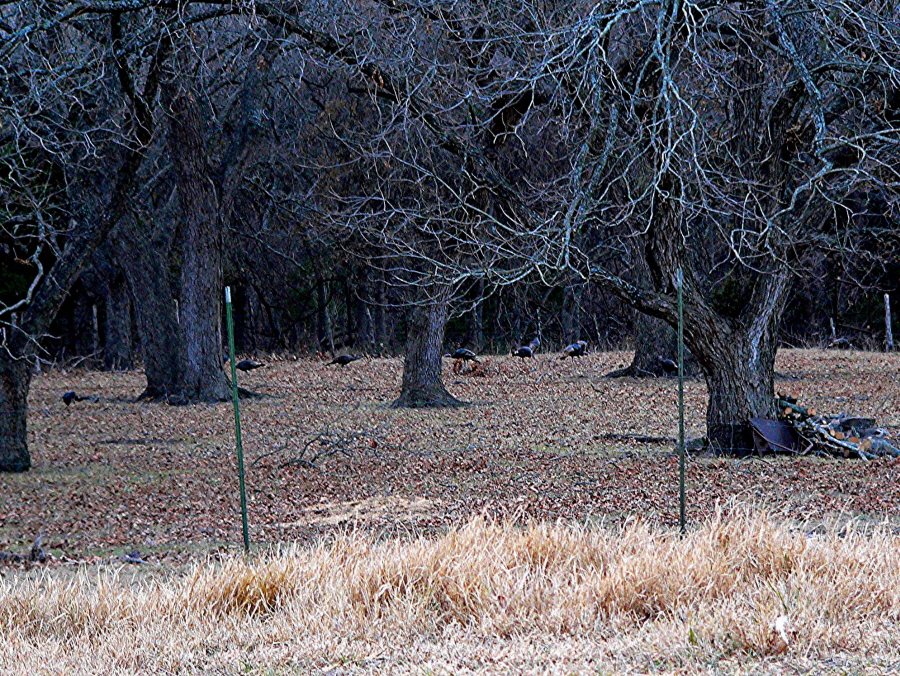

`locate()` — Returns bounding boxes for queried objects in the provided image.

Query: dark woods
[1,1,899,470]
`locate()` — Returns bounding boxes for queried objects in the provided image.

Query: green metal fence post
[225,286,250,555]
[676,268,686,535]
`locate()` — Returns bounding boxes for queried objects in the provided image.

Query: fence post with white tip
[225,286,250,555]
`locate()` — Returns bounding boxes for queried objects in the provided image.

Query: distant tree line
[2,1,899,471]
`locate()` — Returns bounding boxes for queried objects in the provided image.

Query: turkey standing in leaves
[327,354,362,367]
[62,391,94,406]
[444,348,479,374]
[223,355,266,371]
[658,356,678,375]
[512,337,540,359]
[444,348,480,363]
[560,340,587,359]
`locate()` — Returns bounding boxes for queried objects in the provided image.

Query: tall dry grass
[2,507,899,675]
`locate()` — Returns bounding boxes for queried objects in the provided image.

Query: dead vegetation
[1,349,899,566]
[2,507,900,674]
[1,349,900,672]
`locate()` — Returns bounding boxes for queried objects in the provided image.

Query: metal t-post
[677,269,686,534]
[225,286,250,555]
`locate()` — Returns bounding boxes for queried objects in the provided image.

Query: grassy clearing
[3,506,899,675]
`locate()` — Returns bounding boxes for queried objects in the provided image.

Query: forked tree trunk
[0,357,31,472]
[391,289,462,408]
[685,272,789,455]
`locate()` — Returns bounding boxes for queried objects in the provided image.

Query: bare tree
[0,4,169,470]
[274,0,900,451]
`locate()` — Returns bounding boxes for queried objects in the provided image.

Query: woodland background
[2,1,900,473]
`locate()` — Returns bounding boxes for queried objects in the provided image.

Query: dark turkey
[657,356,678,375]
[327,354,362,367]
[560,340,587,359]
[444,348,479,363]
[62,391,94,406]
[513,337,540,359]
[235,359,265,371]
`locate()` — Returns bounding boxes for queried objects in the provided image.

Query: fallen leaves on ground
[1,349,898,566]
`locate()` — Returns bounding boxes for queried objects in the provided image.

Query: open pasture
[3,348,899,562]
[2,349,900,674]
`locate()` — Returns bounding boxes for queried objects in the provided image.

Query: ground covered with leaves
[1,349,898,567]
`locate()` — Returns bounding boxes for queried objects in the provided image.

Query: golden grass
[2,506,899,674]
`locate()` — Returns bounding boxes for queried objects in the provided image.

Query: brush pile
[772,394,900,460]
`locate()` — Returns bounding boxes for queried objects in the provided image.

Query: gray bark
[392,288,461,408]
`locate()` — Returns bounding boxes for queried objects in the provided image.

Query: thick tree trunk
[607,312,675,377]
[0,357,32,472]
[690,330,778,455]
[163,70,229,403]
[391,289,462,408]
[103,267,134,371]
[685,271,790,455]
[607,312,700,378]
[115,212,183,399]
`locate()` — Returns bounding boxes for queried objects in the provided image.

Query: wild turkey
[444,348,480,363]
[560,340,587,359]
[528,336,540,352]
[235,359,265,371]
[444,348,480,374]
[512,344,535,359]
[62,391,95,406]
[327,354,362,367]
[657,356,678,375]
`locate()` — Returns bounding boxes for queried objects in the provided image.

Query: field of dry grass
[1,348,899,673]
[3,508,900,674]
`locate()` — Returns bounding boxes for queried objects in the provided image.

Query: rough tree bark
[0,358,31,473]
[115,211,183,399]
[163,70,230,403]
[391,287,462,408]
[102,265,135,371]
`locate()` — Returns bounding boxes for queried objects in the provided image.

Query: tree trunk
[315,278,335,354]
[607,312,700,378]
[561,284,581,346]
[470,280,485,351]
[0,357,32,472]
[691,330,778,456]
[685,271,790,455]
[103,267,134,371]
[373,270,387,355]
[163,69,229,403]
[115,211,183,399]
[391,288,462,408]
[70,286,98,362]
[355,267,375,353]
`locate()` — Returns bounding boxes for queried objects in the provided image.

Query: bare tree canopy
[294,0,900,450]
[2,0,899,469]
